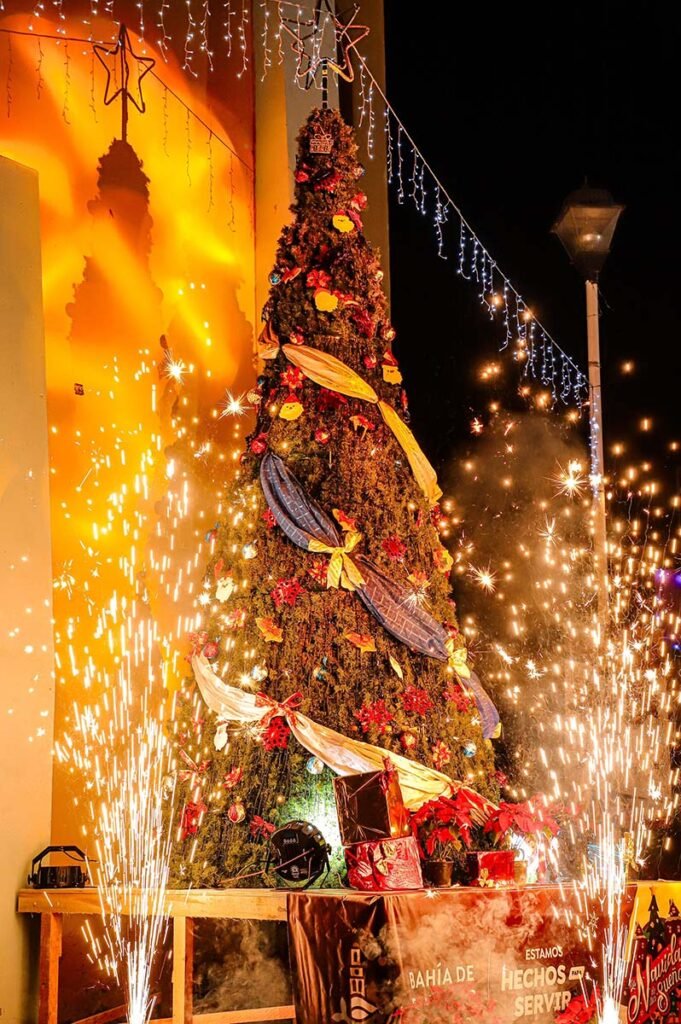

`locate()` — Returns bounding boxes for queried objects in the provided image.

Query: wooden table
[17,887,334,1024]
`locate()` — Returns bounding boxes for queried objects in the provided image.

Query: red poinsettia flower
[401,685,434,716]
[354,699,394,735]
[295,166,311,183]
[349,191,368,211]
[249,432,269,455]
[261,717,290,751]
[306,268,331,290]
[249,814,276,839]
[317,388,348,412]
[382,535,407,561]
[262,508,277,530]
[223,766,243,790]
[180,799,208,840]
[281,365,305,390]
[484,798,559,842]
[270,576,305,609]
[352,309,377,339]
[444,681,474,712]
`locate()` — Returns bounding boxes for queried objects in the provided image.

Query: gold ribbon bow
[308,530,366,591]
[447,642,471,680]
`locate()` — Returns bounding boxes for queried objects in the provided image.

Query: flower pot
[464,850,515,887]
[422,859,455,888]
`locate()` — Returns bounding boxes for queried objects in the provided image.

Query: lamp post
[552,185,624,626]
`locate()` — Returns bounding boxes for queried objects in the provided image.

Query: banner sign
[624,882,681,1024]
[287,886,611,1024]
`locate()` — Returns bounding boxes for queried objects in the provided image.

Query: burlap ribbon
[274,342,442,506]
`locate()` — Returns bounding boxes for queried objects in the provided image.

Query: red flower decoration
[306,268,331,290]
[262,508,277,530]
[270,576,305,609]
[250,432,269,455]
[444,682,474,712]
[401,685,434,716]
[187,630,208,658]
[202,641,220,661]
[224,608,247,630]
[317,389,348,411]
[281,266,302,283]
[352,309,376,339]
[382,535,407,561]
[431,740,451,770]
[313,169,341,192]
[307,559,329,586]
[262,717,290,751]
[223,766,243,790]
[180,799,207,840]
[354,699,394,735]
[349,191,368,211]
[295,166,310,183]
[281,365,305,390]
[249,814,276,839]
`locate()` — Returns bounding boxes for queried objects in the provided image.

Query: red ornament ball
[228,800,246,824]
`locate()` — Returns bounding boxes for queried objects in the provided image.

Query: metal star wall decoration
[268,0,369,89]
[94,24,155,141]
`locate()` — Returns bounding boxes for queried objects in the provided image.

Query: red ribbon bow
[255,690,304,730]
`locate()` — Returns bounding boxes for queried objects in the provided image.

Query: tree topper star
[94,24,155,142]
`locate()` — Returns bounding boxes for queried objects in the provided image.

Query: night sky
[383,1,679,473]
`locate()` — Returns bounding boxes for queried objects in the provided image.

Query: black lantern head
[552,185,624,281]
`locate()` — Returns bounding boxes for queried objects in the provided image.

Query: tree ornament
[388,654,404,679]
[203,641,219,661]
[401,685,434,715]
[256,616,284,643]
[251,664,268,684]
[382,363,403,385]
[400,732,417,752]
[354,699,394,735]
[306,269,331,289]
[228,800,246,824]
[279,394,304,420]
[382,535,407,561]
[205,525,219,543]
[271,576,305,609]
[344,632,376,653]
[309,124,333,154]
[314,288,339,312]
[306,756,325,775]
[314,428,331,445]
[289,329,305,346]
[363,353,378,370]
[281,266,302,283]
[223,766,243,790]
[431,740,451,770]
[463,741,478,758]
[247,387,263,406]
[242,542,258,560]
[216,574,235,603]
[262,508,277,530]
[382,325,397,342]
[281,366,305,390]
[262,717,290,751]
[332,213,355,233]
[276,793,287,805]
[249,432,269,455]
[269,270,282,285]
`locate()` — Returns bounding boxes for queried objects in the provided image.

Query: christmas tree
[170,107,499,887]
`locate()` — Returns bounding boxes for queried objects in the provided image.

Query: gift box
[333,766,411,846]
[464,849,515,887]
[345,836,423,891]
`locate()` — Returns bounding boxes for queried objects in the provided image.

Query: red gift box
[465,849,515,887]
[333,765,411,846]
[345,836,423,891]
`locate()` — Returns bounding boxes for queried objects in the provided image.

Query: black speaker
[267,820,330,887]
[28,846,90,889]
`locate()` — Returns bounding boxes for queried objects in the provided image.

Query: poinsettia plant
[482,798,560,848]
[411,790,489,862]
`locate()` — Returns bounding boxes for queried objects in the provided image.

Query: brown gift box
[333,766,411,847]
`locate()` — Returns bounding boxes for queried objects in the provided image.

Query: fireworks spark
[218,389,247,417]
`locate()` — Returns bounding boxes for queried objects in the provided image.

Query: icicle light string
[348,51,587,407]
[0,27,253,174]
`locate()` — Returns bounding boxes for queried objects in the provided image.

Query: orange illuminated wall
[0,3,257,843]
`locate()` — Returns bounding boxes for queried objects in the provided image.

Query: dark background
[383,1,679,472]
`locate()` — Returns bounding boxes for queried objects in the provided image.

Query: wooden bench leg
[173,917,194,1024]
[38,912,62,1024]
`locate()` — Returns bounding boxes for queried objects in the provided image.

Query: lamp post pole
[552,185,624,631]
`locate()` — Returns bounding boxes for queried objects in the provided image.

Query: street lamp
[552,185,624,623]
